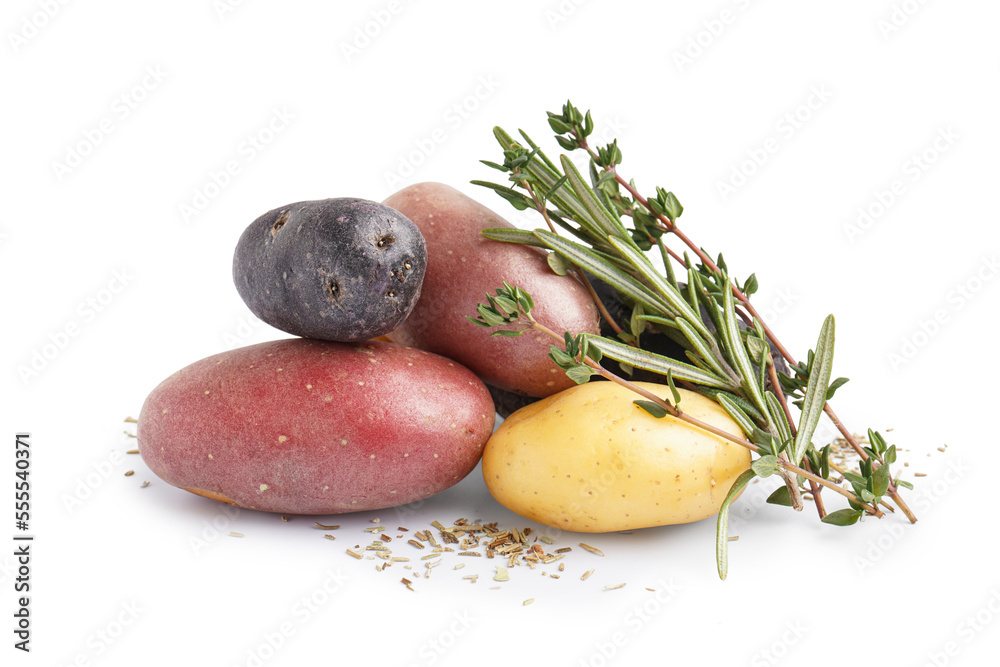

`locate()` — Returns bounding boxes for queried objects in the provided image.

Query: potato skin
[233,198,426,343]
[138,339,494,514]
[382,183,600,398]
[483,383,751,532]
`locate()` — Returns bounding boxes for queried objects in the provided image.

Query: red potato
[137,338,495,514]
[383,183,600,398]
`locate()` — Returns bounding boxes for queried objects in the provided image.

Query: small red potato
[137,338,495,514]
[383,182,600,398]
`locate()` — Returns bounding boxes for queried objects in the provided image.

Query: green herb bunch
[468,102,916,579]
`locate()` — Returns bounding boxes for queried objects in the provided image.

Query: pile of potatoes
[138,183,748,530]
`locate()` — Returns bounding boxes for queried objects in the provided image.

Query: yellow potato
[483,382,751,532]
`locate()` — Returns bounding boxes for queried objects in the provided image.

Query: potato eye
[326,280,341,301]
[376,234,396,249]
[272,212,289,235]
[386,289,397,298]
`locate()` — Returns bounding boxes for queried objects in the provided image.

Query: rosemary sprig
[469,284,885,579]
[470,102,917,578]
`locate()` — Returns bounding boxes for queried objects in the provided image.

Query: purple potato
[233,198,426,342]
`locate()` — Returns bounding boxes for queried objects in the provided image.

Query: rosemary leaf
[717,469,757,580]
[479,227,548,247]
[721,282,768,417]
[700,389,765,423]
[791,315,835,465]
[607,237,712,339]
[534,230,668,314]
[560,154,633,246]
[674,317,734,382]
[716,393,756,437]
[765,392,792,445]
[583,334,734,390]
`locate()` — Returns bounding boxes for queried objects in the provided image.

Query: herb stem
[777,452,805,512]
[578,268,627,337]
[801,457,828,519]
[766,356,797,437]
[766,357,816,515]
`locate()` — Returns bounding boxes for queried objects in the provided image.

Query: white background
[4,1,999,665]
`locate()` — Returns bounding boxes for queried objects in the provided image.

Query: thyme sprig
[470,102,917,579]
